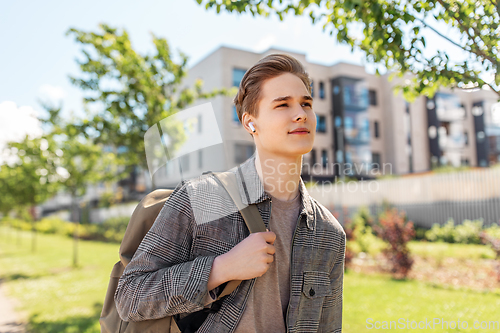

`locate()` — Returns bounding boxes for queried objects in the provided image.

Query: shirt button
[309,288,315,297]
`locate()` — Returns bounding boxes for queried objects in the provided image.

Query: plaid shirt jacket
[115,155,346,333]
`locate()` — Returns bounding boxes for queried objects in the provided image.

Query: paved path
[0,282,25,333]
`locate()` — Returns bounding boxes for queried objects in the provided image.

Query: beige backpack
[99,171,265,333]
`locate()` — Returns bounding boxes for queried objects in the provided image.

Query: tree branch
[414,16,468,53]
[436,0,498,66]
[485,82,500,97]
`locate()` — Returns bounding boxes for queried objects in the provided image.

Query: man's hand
[207,230,276,290]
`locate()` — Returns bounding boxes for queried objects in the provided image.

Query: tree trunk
[71,191,79,267]
[30,205,37,253]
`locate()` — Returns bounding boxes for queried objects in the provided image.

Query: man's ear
[241,113,255,136]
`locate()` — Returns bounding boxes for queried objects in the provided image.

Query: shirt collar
[234,153,315,230]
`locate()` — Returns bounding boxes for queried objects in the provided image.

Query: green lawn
[0,226,119,333]
[1,226,499,333]
[344,272,500,332]
[408,241,497,260]
[348,239,497,260]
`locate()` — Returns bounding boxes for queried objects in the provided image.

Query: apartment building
[153,45,500,188]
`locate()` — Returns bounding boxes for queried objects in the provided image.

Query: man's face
[253,72,316,158]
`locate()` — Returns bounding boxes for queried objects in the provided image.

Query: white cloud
[253,34,277,52]
[38,84,66,103]
[0,101,43,165]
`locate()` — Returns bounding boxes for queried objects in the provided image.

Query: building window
[310,149,316,165]
[232,68,246,87]
[372,152,381,168]
[464,131,468,145]
[344,112,370,144]
[477,131,485,143]
[335,116,342,128]
[343,80,368,108]
[232,105,240,125]
[235,143,255,164]
[310,80,314,98]
[369,90,377,106]
[198,115,202,133]
[321,149,328,168]
[198,150,203,169]
[316,115,326,133]
[319,81,325,99]
[374,120,379,138]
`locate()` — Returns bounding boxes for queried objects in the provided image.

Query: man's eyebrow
[271,95,313,103]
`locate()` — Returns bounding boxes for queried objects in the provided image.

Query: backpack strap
[211,169,266,300]
[213,170,266,233]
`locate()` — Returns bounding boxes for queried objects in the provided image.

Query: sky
[0,0,469,154]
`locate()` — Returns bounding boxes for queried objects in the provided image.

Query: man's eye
[303,102,312,107]
[277,104,287,108]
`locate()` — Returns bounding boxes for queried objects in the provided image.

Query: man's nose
[293,104,307,122]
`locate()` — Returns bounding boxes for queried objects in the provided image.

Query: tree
[38,103,125,215]
[2,135,61,217]
[66,24,236,186]
[36,103,126,266]
[0,165,17,218]
[1,135,62,251]
[195,0,500,100]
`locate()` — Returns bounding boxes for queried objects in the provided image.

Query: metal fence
[308,167,500,228]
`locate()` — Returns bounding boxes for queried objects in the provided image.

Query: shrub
[425,219,455,243]
[98,216,130,242]
[2,217,32,231]
[36,217,67,234]
[413,226,429,241]
[351,207,385,256]
[425,219,497,244]
[479,232,500,282]
[454,219,483,244]
[374,208,415,279]
[485,224,500,239]
[3,215,131,244]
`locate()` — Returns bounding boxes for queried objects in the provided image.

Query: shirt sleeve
[114,180,219,322]
[203,286,219,307]
[202,281,229,306]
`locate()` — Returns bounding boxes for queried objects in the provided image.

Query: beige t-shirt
[234,191,302,333]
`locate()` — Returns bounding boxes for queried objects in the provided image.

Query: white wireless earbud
[249,122,256,133]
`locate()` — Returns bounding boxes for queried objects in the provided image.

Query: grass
[408,241,497,260]
[348,239,497,260]
[1,226,499,332]
[344,271,500,332]
[0,226,119,333]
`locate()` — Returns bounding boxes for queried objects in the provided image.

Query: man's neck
[254,151,302,201]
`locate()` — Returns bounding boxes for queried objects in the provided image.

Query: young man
[115,54,346,333]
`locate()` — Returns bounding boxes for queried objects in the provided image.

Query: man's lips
[288,128,310,134]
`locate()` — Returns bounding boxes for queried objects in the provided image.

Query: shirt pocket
[302,270,332,299]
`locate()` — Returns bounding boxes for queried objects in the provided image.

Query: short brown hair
[233,53,312,123]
